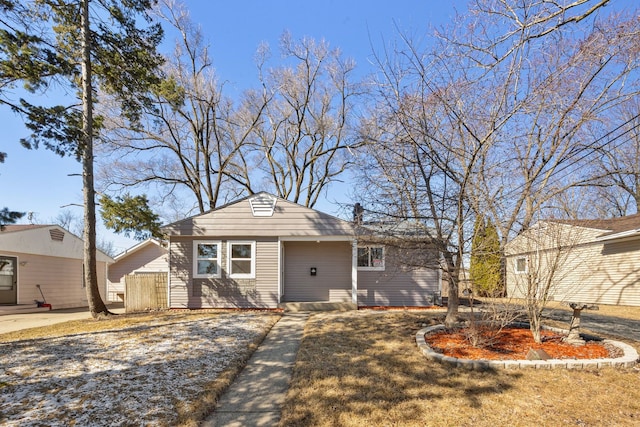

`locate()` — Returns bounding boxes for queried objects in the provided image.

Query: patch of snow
[0,313,274,426]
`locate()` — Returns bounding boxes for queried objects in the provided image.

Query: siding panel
[169,237,279,308]
[506,229,640,307]
[1,250,107,308]
[357,245,440,306]
[107,243,168,302]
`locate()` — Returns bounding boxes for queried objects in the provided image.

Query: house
[505,214,640,306]
[162,193,441,309]
[107,238,168,303]
[0,224,114,308]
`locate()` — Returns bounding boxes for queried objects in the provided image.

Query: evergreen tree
[0,0,163,317]
[0,152,24,229]
[100,193,163,241]
[469,216,502,296]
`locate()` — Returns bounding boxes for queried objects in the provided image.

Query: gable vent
[249,194,277,217]
[49,229,65,242]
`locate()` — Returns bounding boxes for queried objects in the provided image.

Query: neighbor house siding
[169,236,279,308]
[0,250,107,308]
[357,245,440,307]
[107,243,168,302]
[283,241,352,302]
[506,223,640,307]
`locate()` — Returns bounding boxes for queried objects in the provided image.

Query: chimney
[353,203,364,225]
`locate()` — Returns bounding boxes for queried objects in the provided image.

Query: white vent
[49,229,65,242]
[249,194,277,217]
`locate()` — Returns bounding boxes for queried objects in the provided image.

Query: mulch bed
[425,325,614,360]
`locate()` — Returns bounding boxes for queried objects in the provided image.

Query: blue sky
[0,0,635,253]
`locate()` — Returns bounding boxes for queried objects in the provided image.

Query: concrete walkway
[0,304,126,334]
[201,312,309,427]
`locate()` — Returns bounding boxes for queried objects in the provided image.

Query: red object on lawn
[35,284,53,310]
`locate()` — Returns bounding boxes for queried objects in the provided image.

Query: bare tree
[356,0,638,326]
[452,5,640,244]
[51,209,115,257]
[589,99,640,215]
[356,83,485,325]
[250,32,361,208]
[505,220,589,342]
[98,0,267,214]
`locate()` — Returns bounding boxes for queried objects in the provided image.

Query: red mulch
[425,326,612,360]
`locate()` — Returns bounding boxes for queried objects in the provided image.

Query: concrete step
[278,302,357,312]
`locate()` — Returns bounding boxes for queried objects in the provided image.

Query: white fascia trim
[279,236,353,242]
[594,229,640,243]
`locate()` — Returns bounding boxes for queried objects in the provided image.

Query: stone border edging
[416,323,639,370]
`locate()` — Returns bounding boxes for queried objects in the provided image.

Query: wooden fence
[125,273,168,313]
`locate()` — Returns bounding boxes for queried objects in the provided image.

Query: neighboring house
[505,215,640,307]
[107,238,168,302]
[162,192,441,309]
[0,224,113,308]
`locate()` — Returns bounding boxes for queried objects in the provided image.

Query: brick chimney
[353,202,364,225]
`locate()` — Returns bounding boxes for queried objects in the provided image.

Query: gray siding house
[162,193,441,309]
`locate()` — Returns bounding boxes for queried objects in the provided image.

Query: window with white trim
[515,256,528,274]
[228,241,256,279]
[357,246,385,270]
[194,241,221,278]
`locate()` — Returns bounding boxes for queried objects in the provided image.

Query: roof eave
[595,229,640,243]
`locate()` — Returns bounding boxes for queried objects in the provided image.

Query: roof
[162,192,355,238]
[0,224,51,233]
[357,220,435,240]
[548,214,640,243]
[550,214,640,234]
[0,224,114,262]
[113,238,167,261]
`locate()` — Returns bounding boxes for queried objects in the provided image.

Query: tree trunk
[81,0,110,318]
[529,312,542,343]
[443,252,459,327]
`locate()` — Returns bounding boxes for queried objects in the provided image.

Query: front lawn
[280,311,640,427]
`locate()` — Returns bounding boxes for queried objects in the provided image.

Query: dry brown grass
[0,311,190,342]
[0,310,278,343]
[280,310,640,427]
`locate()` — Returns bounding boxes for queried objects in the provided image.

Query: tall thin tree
[0,0,163,317]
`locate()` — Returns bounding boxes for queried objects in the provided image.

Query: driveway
[543,308,640,342]
[0,304,125,335]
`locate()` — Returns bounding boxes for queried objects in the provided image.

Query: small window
[194,241,221,278]
[515,256,528,274]
[228,241,256,279]
[357,246,385,270]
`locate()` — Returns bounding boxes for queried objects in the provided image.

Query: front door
[0,256,18,304]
